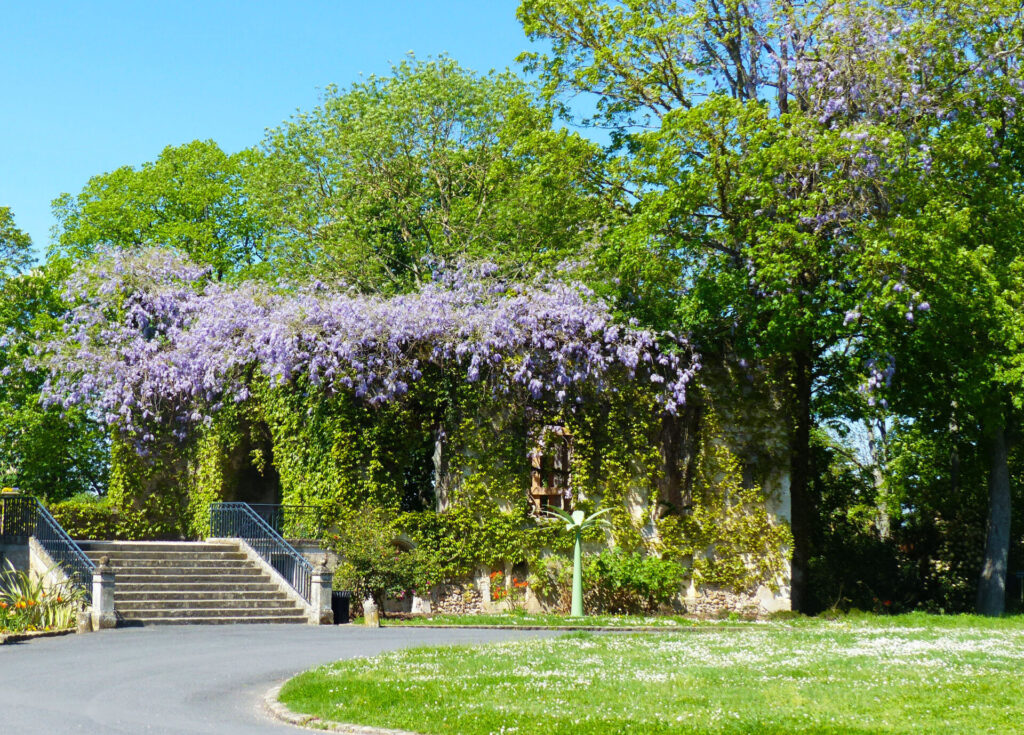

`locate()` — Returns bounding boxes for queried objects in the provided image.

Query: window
[529,426,572,513]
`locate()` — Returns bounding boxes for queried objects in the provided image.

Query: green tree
[518,0,1024,613]
[248,55,608,291]
[0,212,107,499]
[52,140,266,278]
[519,0,875,610]
[871,62,1024,614]
[326,507,434,606]
[0,206,33,276]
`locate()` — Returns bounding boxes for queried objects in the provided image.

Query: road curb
[381,624,749,632]
[0,628,76,645]
[263,684,422,735]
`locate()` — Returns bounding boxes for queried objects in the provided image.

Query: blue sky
[1,1,538,256]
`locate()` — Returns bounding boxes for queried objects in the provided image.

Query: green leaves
[0,207,33,278]
[247,55,608,290]
[51,140,266,278]
[0,261,107,501]
[327,506,435,604]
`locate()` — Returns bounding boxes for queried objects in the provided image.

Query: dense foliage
[0,216,107,500]
[530,550,687,614]
[48,494,122,542]
[4,4,1023,617]
[248,56,608,289]
[326,507,434,606]
[520,0,1024,613]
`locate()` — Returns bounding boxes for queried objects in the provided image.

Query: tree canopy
[247,56,610,290]
[14,5,1024,614]
[51,140,267,278]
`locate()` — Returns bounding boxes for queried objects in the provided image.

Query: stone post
[362,597,380,627]
[411,593,432,614]
[76,608,92,634]
[309,560,334,625]
[91,556,116,631]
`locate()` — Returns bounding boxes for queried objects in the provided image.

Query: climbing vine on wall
[565,383,665,550]
[108,434,194,540]
[656,411,793,593]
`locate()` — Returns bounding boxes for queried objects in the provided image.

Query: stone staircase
[76,541,309,625]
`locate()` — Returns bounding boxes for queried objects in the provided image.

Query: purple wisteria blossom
[41,249,699,445]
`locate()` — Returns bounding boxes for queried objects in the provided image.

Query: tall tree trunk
[977,423,1011,616]
[950,406,960,496]
[657,400,703,516]
[789,349,815,613]
[432,424,452,513]
[866,420,890,540]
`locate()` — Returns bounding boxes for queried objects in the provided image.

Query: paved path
[0,625,555,734]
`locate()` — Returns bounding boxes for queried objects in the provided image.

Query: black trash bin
[332,591,352,624]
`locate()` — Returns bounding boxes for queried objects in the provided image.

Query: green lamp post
[544,507,612,617]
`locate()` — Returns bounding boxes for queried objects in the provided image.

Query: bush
[48,492,187,541]
[528,556,573,612]
[529,550,686,615]
[326,507,434,606]
[48,494,120,540]
[587,549,686,614]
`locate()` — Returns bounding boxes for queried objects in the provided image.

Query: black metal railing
[246,504,330,540]
[0,494,36,543]
[33,500,96,594]
[209,502,313,603]
[1,494,95,598]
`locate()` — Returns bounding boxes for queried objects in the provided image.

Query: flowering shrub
[326,507,435,608]
[489,570,529,606]
[40,249,698,447]
[0,561,86,633]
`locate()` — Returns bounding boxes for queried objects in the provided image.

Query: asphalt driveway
[0,625,555,734]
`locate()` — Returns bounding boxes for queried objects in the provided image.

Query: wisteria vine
[40,248,699,445]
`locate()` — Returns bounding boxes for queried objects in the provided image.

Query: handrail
[1,494,35,542]
[209,502,314,604]
[1,494,95,598]
[32,499,96,596]
[244,503,329,539]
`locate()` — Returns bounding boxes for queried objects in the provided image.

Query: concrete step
[112,569,268,581]
[119,606,306,620]
[121,614,310,625]
[115,590,290,603]
[82,551,248,563]
[116,599,303,612]
[74,539,310,626]
[77,542,237,553]
[115,581,283,593]
[90,565,256,577]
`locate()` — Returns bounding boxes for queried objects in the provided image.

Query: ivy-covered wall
[105,371,793,603]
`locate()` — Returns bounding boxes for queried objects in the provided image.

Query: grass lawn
[374,612,709,628]
[280,614,1024,734]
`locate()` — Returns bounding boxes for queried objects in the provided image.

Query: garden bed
[0,627,75,645]
[280,614,1024,734]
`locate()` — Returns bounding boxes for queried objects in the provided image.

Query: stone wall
[426,582,486,615]
[683,583,791,619]
[683,589,762,618]
[0,541,29,574]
